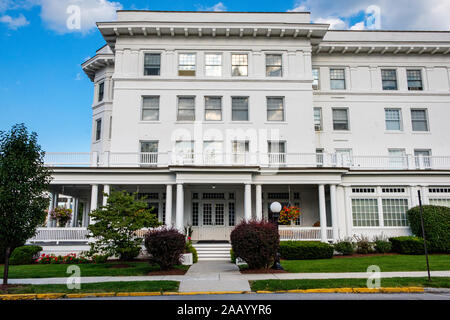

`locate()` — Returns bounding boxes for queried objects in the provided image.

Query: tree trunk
[3,247,11,285]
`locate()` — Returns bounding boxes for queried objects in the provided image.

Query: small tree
[0,124,52,285]
[87,190,161,261]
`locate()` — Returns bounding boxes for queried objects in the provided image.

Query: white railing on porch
[27,228,90,244]
[279,227,333,241]
[43,151,450,170]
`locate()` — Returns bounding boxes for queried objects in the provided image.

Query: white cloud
[0,13,29,29]
[287,0,450,30]
[315,17,347,30]
[40,0,122,34]
[197,2,227,12]
[350,21,365,30]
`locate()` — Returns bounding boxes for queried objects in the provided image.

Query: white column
[51,193,59,227]
[330,185,339,241]
[103,184,110,206]
[244,184,252,221]
[89,185,98,225]
[176,184,184,231]
[318,184,327,242]
[255,184,262,221]
[165,184,173,226]
[343,186,353,237]
[47,192,54,227]
[71,198,79,227]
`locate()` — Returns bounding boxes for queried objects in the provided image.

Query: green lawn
[0,262,189,279]
[0,281,179,294]
[280,254,450,273]
[250,277,450,291]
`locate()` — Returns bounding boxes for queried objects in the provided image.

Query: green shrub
[185,242,198,264]
[9,245,42,265]
[389,236,427,254]
[373,235,392,253]
[333,239,354,255]
[353,235,374,254]
[279,241,334,260]
[230,220,279,269]
[91,254,109,264]
[407,205,450,253]
[230,249,236,263]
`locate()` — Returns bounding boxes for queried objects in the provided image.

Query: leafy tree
[0,124,52,285]
[87,190,162,261]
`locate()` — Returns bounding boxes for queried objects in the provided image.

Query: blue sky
[0,0,448,152]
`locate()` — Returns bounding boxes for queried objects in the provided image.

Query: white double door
[194,200,234,241]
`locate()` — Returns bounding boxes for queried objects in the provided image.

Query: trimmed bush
[9,245,43,265]
[230,249,236,263]
[185,242,198,264]
[354,235,374,254]
[279,241,334,260]
[144,227,186,270]
[230,220,279,269]
[389,236,426,254]
[407,205,450,253]
[333,239,354,255]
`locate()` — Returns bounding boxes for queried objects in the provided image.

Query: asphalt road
[73,292,450,300]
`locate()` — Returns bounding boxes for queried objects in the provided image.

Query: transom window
[204,97,222,121]
[330,69,346,90]
[178,53,196,76]
[144,53,161,76]
[411,109,429,131]
[407,70,423,91]
[142,96,160,121]
[232,97,249,121]
[314,107,322,131]
[266,54,282,77]
[231,54,248,76]
[332,108,349,130]
[177,97,195,121]
[267,97,284,121]
[385,108,402,131]
[205,53,222,76]
[312,68,320,90]
[381,69,398,90]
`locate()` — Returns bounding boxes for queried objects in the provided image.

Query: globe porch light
[270,201,282,214]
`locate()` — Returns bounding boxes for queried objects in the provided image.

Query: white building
[32,11,450,258]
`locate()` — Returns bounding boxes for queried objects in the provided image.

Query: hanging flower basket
[50,207,72,227]
[278,206,301,225]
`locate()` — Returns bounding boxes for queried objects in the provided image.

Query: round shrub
[407,205,450,253]
[389,236,427,254]
[333,240,354,255]
[144,227,186,270]
[374,240,392,253]
[9,245,43,265]
[230,220,279,270]
[279,241,334,260]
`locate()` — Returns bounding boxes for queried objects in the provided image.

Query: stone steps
[193,243,232,261]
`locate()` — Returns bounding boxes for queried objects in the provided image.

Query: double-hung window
[266,54,282,77]
[98,82,104,102]
[407,70,423,91]
[177,97,195,121]
[141,96,160,121]
[178,53,196,76]
[144,53,161,76]
[411,109,429,131]
[314,107,322,131]
[205,53,222,76]
[231,54,248,76]
[330,69,346,90]
[312,68,320,89]
[385,108,402,131]
[95,119,102,141]
[204,97,222,121]
[332,108,349,130]
[381,69,398,90]
[267,97,284,121]
[231,97,249,121]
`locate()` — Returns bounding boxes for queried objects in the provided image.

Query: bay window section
[141,96,160,121]
[177,97,195,121]
[204,97,222,121]
[178,53,196,76]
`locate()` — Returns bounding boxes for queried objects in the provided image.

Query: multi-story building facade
[32,11,450,257]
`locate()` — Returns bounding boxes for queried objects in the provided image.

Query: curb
[0,287,425,300]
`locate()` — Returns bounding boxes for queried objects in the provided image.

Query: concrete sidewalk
[8,265,450,288]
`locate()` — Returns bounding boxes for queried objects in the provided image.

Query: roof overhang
[81,53,115,81]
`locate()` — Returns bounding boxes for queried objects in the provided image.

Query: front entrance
[191,192,236,241]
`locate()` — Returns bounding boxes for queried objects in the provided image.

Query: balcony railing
[42,152,450,170]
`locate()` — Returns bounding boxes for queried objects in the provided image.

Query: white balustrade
[278,227,333,241]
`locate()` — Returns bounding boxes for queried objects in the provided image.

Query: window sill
[384,130,404,134]
[174,121,196,124]
[230,121,252,124]
[332,130,351,133]
[265,121,288,124]
[139,121,162,124]
[203,121,225,124]
[411,131,431,134]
